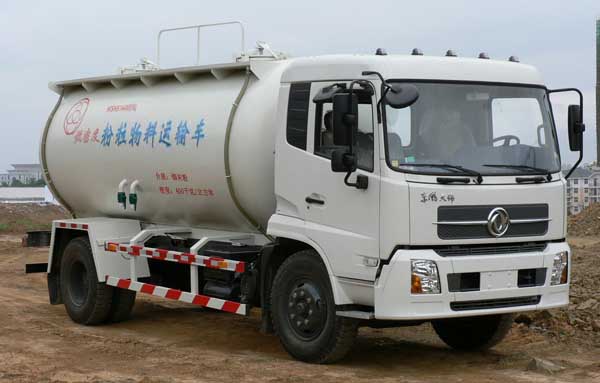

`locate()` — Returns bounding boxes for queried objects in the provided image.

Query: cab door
[302,81,381,281]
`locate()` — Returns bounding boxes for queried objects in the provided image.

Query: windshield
[384,82,561,176]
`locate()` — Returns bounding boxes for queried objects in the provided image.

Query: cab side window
[313,87,374,172]
[286,82,311,150]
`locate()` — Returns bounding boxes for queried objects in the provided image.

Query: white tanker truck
[36,23,586,363]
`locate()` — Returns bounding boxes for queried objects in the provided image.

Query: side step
[106,276,248,315]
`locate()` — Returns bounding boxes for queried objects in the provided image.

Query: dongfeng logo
[64,98,90,135]
[487,207,510,237]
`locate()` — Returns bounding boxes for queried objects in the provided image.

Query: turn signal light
[560,263,568,284]
[105,242,119,252]
[411,274,423,294]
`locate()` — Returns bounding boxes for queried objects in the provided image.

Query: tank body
[43,60,288,233]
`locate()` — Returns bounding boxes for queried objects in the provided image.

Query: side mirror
[332,93,358,146]
[567,104,584,151]
[331,149,357,173]
[385,83,419,109]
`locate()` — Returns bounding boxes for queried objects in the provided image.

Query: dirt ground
[0,207,599,382]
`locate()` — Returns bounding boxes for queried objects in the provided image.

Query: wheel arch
[48,228,88,274]
[265,231,345,305]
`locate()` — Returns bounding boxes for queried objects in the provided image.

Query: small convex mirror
[385,83,419,109]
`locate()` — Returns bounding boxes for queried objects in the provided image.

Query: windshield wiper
[482,164,550,174]
[482,164,553,182]
[395,163,483,184]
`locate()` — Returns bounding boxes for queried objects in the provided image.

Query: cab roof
[280,54,545,86]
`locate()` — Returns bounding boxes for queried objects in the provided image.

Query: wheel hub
[287,282,326,340]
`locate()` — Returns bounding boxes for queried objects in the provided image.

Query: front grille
[450,295,541,311]
[435,242,547,257]
[437,204,549,239]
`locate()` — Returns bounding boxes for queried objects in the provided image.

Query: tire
[432,314,514,351]
[59,237,113,325]
[271,250,358,363]
[107,289,136,323]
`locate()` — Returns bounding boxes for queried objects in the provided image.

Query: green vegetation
[0,219,51,233]
[0,178,46,187]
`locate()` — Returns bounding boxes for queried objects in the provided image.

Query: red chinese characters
[154,170,213,198]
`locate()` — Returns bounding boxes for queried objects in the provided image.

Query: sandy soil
[0,235,598,383]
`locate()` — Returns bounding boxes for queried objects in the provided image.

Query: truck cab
[269,53,582,354]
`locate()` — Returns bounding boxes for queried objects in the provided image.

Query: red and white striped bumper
[105,276,248,315]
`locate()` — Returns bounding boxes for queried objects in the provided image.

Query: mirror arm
[362,70,395,93]
[548,88,584,118]
[344,171,369,190]
[565,146,584,179]
[375,87,390,124]
[363,70,395,110]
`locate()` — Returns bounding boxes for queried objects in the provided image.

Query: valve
[117,191,127,210]
[129,193,138,211]
[117,179,129,210]
[129,180,141,211]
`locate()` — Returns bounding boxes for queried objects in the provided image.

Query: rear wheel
[271,250,358,363]
[59,237,113,325]
[432,314,514,350]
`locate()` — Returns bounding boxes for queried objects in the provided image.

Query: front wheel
[271,250,358,363]
[432,314,514,350]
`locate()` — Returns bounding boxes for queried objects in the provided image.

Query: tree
[10,179,24,187]
[27,178,46,187]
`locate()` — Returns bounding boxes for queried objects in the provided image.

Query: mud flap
[47,272,62,305]
[25,263,48,273]
[259,244,277,334]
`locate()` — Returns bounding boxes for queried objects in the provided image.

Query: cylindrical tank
[42,60,288,233]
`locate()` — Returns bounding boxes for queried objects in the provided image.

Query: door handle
[305,196,325,205]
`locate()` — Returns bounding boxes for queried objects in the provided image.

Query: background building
[0,164,43,185]
[564,166,600,214]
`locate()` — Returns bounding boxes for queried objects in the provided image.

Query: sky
[0,0,598,172]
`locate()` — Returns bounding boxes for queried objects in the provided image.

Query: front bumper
[374,241,570,320]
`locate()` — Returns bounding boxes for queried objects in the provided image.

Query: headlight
[411,259,441,294]
[550,251,568,285]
